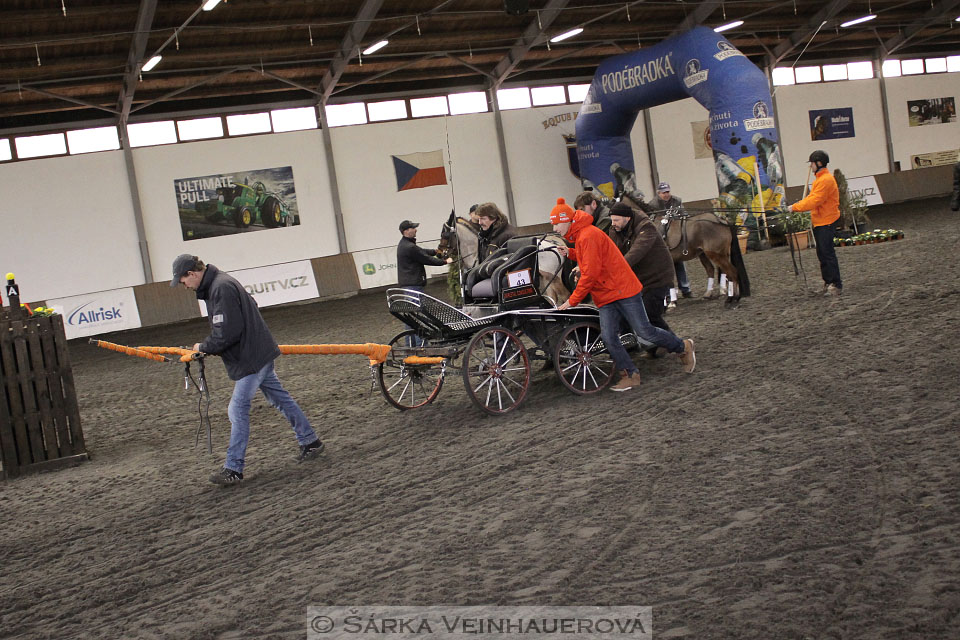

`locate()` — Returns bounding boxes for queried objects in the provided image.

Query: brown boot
[611,370,642,392]
[679,338,696,373]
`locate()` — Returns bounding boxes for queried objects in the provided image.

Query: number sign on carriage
[507,268,532,288]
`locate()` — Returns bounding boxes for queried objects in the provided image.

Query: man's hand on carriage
[557,300,572,311]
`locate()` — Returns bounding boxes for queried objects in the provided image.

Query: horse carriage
[376,233,622,415]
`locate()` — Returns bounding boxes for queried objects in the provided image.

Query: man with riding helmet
[784,150,842,296]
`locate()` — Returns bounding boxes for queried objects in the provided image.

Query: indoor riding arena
[3,198,958,639]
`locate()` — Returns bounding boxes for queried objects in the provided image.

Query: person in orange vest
[551,198,696,392]
[786,150,843,296]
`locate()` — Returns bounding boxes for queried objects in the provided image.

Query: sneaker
[820,283,830,296]
[679,338,696,373]
[610,370,642,392]
[297,439,325,463]
[209,467,243,485]
[827,284,842,297]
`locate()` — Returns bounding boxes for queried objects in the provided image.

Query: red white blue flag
[392,150,447,191]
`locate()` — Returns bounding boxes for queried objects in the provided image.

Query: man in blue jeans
[172,254,323,485]
[550,199,696,392]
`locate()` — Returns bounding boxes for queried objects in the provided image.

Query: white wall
[501,105,583,226]
[331,114,505,251]
[774,78,889,186]
[133,130,339,280]
[0,151,143,302]
[648,97,716,201]
[883,72,960,170]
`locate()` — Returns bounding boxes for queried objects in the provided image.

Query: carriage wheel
[376,330,445,411]
[553,321,615,395]
[462,326,531,415]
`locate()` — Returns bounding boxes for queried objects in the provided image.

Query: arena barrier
[1,276,87,479]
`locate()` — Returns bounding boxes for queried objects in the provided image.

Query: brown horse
[622,195,750,305]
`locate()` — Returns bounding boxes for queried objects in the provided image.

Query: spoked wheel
[462,326,530,415]
[553,321,615,395]
[376,330,445,411]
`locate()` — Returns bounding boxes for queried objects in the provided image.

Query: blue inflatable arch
[575,26,785,211]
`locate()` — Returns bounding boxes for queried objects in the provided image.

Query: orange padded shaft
[92,340,168,363]
[403,356,446,365]
[278,343,392,366]
[137,345,201,363]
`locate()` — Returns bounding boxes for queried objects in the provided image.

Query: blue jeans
[225,360,316,473]
[599,291,685,375]
[674,261,691,294]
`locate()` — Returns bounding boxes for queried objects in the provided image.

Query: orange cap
[549,197,575,224]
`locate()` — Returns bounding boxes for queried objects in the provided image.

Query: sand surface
[2,197,959,639]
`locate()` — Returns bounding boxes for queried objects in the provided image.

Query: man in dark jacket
[574,191,613,234]
[397,220,452,288]
[639,182,691,302]
[607,202,676,351]
[172,254,323,486]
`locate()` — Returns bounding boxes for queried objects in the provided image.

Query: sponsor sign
[845,176,883,206]
[47,288,142,339]
[743,101,774,131]
[175,166,300,241]
[198,260,319,316]
[682,59,708,88]
[907,97,956,127]
[690,120,712,159]
[714,40,745,61]
[353,242,447,290]
[909,149,959,169]
[809,107,855,140]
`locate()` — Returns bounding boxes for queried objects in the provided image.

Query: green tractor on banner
[202,180,293,228]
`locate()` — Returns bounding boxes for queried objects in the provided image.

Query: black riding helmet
[808,150,829,169]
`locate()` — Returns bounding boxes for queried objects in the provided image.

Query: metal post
[488,86,518,226]
[317,101,349,254]
[118,125,154,283]
[875,57,897,173]
[642,109,659,191]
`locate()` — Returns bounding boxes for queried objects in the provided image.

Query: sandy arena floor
[1,197,959,639]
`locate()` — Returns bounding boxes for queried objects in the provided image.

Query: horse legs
[699,253,720,299]
[704,250,740,306]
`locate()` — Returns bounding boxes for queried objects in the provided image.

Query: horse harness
[658,207,692,256]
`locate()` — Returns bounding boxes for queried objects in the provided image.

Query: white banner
[47,288,142,339]
[353,240,447,290]
[199,260,319,316]
[846,176,884,206]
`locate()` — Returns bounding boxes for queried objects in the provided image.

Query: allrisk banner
[47,287,142,339]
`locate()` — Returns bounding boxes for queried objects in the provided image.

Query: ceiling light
[142,55,162,72]
[362,40,389,55]
[714,20,744,33]
[202,0,222,10]
[550,27,584,43]
[840,14,877,28]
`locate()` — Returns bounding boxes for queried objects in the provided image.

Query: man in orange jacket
[787,150,843,296]
[551,197,696,391]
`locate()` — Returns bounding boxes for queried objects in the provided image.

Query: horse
[437,211,572,307]
[621,195,750,306]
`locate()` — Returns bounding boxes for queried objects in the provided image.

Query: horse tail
[728,223,751,297]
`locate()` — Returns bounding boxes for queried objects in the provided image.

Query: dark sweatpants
[813,224,842,289]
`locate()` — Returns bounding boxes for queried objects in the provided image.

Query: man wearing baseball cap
[397,220,452,345]
[171,254,323,485]
[549,198,696,391]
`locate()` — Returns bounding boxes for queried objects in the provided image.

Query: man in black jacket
[397,220,451,288]
[172,254,323,486]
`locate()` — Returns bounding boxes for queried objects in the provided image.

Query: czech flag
[392,150,447,191]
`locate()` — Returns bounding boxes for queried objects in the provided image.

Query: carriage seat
[466,236,542,301]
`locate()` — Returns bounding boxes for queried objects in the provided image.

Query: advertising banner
[47,288,142,339]
[197,260,318,316]
[845,176,883,206]
[909,149,959,169]
[353,242,447,290]
[175,166,300,241]
[809,107,855,140]
[907,97,956,126]
[690,120,712,159]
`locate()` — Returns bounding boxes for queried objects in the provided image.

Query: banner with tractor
[175,166,300,241]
